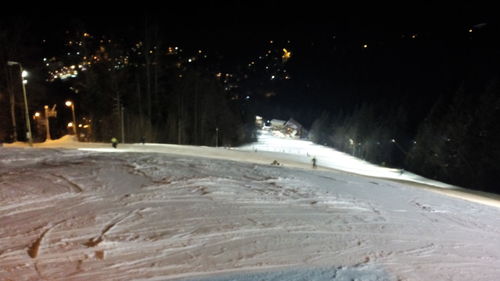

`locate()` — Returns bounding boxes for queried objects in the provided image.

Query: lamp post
[65,100,77,139]
[44,105,57,141]
[216,127,219,148]
[349,138,355,156]
[7,61,32,146]
[391,138,408,155]
[44,106,52,141]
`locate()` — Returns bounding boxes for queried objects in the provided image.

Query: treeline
[407,80,500,193]
[308,99,411,167]
[0,19,256,146]
[309,79,500,193]
[72,50,253,146]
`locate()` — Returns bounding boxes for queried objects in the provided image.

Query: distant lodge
[256,116,305,138]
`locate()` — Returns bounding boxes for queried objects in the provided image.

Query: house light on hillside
[282,48,291,62]
[255,116,263,127]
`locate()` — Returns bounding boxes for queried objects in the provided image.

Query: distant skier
[312,157,317,168]
[140,136,146,145]
[111,137,118,148]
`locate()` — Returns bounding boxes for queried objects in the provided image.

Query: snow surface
[1,132,500,280]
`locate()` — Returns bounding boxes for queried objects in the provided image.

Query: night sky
[125,3,496,121]
[5,2,500,126]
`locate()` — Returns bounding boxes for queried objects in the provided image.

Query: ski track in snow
[1,144,500,280]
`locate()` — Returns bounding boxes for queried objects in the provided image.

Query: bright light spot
[34,112,41,117]
[363,44,368,48]
[21,70,28,78]
[282,48,292,62]
[65,101,73,107]
[67,122,74,128]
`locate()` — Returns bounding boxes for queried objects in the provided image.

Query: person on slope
[111,137,118,148]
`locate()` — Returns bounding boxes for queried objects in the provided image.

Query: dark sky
[8,2,500,125]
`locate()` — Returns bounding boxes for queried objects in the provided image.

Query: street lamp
[215,127,219,148]
[391,138,408,155]
[44,105,57,141]
[65,100,78,139]
[349,138,355,156]
[7,61,32,146]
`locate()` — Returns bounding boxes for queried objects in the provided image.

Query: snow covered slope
[1,145,500,281]
[238,130,455,188]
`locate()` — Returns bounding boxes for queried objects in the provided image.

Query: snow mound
[45,134,78,144]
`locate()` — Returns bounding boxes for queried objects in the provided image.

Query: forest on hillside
[308,78,500,193]
[0,19,256,146]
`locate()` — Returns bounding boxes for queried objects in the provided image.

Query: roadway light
[44,105,56,141]
[216,127,219,148]
[349,138,355,156]
[65,100,78,139]
[391,138,408,155]
[7,61,33,146]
